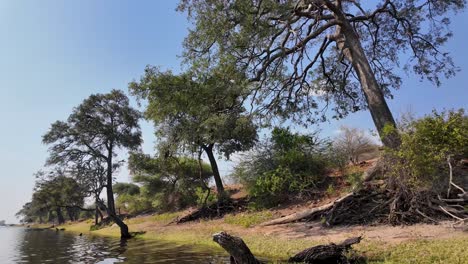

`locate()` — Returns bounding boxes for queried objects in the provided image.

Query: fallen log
[288,236,362,264]
[212,232,263,264]
[212,231,362,264]
[260,193,353,226]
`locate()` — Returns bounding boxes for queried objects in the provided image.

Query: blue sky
[0,1,466,223]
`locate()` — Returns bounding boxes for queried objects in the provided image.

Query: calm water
[0,226,232,263]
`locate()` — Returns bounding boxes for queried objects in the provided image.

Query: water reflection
[1,227,231,263]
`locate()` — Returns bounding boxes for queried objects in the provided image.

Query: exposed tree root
[261,181,467,227]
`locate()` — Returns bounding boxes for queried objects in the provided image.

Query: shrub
[233,127,329,207]
[115,193,153,215]
[195,187,216,206]
[386,109,468,191]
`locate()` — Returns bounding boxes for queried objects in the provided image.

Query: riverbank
[51,210,468,264]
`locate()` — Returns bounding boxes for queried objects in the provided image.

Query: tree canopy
[129,67,257,198]
[178,0,465,148]
[42,89,142,238]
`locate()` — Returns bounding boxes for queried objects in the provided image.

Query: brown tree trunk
[97,199,131,239]
[332,9,401,149]
[106,155,116,216]
[56,208,65,224]
[203,144,225,199]
[66,207,74,222]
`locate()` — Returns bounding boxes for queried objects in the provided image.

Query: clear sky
[0,1,466,224]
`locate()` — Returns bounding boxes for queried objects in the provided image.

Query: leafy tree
[178,0,465,148]
[127,152,213,210]
[114,182,141,196]
[17,171,87,224]
[16,201,47,224]
[129,67,257,199]
[42,90,142,238]
[35,172,86,223]
[334,126,377,164]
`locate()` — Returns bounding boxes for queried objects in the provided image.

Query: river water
[0,226,232,263]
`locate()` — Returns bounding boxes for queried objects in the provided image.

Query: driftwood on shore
[212,231,362,264]
[213,232,263,264]
[288,236,362,264]
[260,192,353,226]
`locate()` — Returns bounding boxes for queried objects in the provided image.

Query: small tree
[42,90,142,238]
[334,126,377,164]
[127,151,213,210]
[130,67,257,199]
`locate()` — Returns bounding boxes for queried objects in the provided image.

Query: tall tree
[178,0,465,148]
[42,90,142,238]
[130,67,257,199]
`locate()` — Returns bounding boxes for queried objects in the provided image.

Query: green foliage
[326,184,335,196]
[195,187,216,206]
[152,212,181,224]
[129,67,257,160]
[42,89,142,217]
[233,127,328,207]
[224,211,274,228]
[113,183,140,196]
[129,67,258,197]
[116,193,153,215]
[17,172,86,224]
[178,0,464,124]
[386,109,468,190]
[345,170,364,191]
[123,152,214,213]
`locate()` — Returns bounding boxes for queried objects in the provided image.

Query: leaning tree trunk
[97,199,131,239]
[332,8,401,149]
[203,144,225,199]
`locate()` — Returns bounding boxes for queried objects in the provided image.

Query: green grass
[152,212,180,224]
[364,238,468,264]
[56,216,468,263]
[224,211,274,228]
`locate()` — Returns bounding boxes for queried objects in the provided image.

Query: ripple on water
[0,227,231,263]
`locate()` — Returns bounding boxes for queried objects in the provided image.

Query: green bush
[115,193,153,215]
[386,109,467,191]
[195,187,216,206]
[233,127,328,207]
